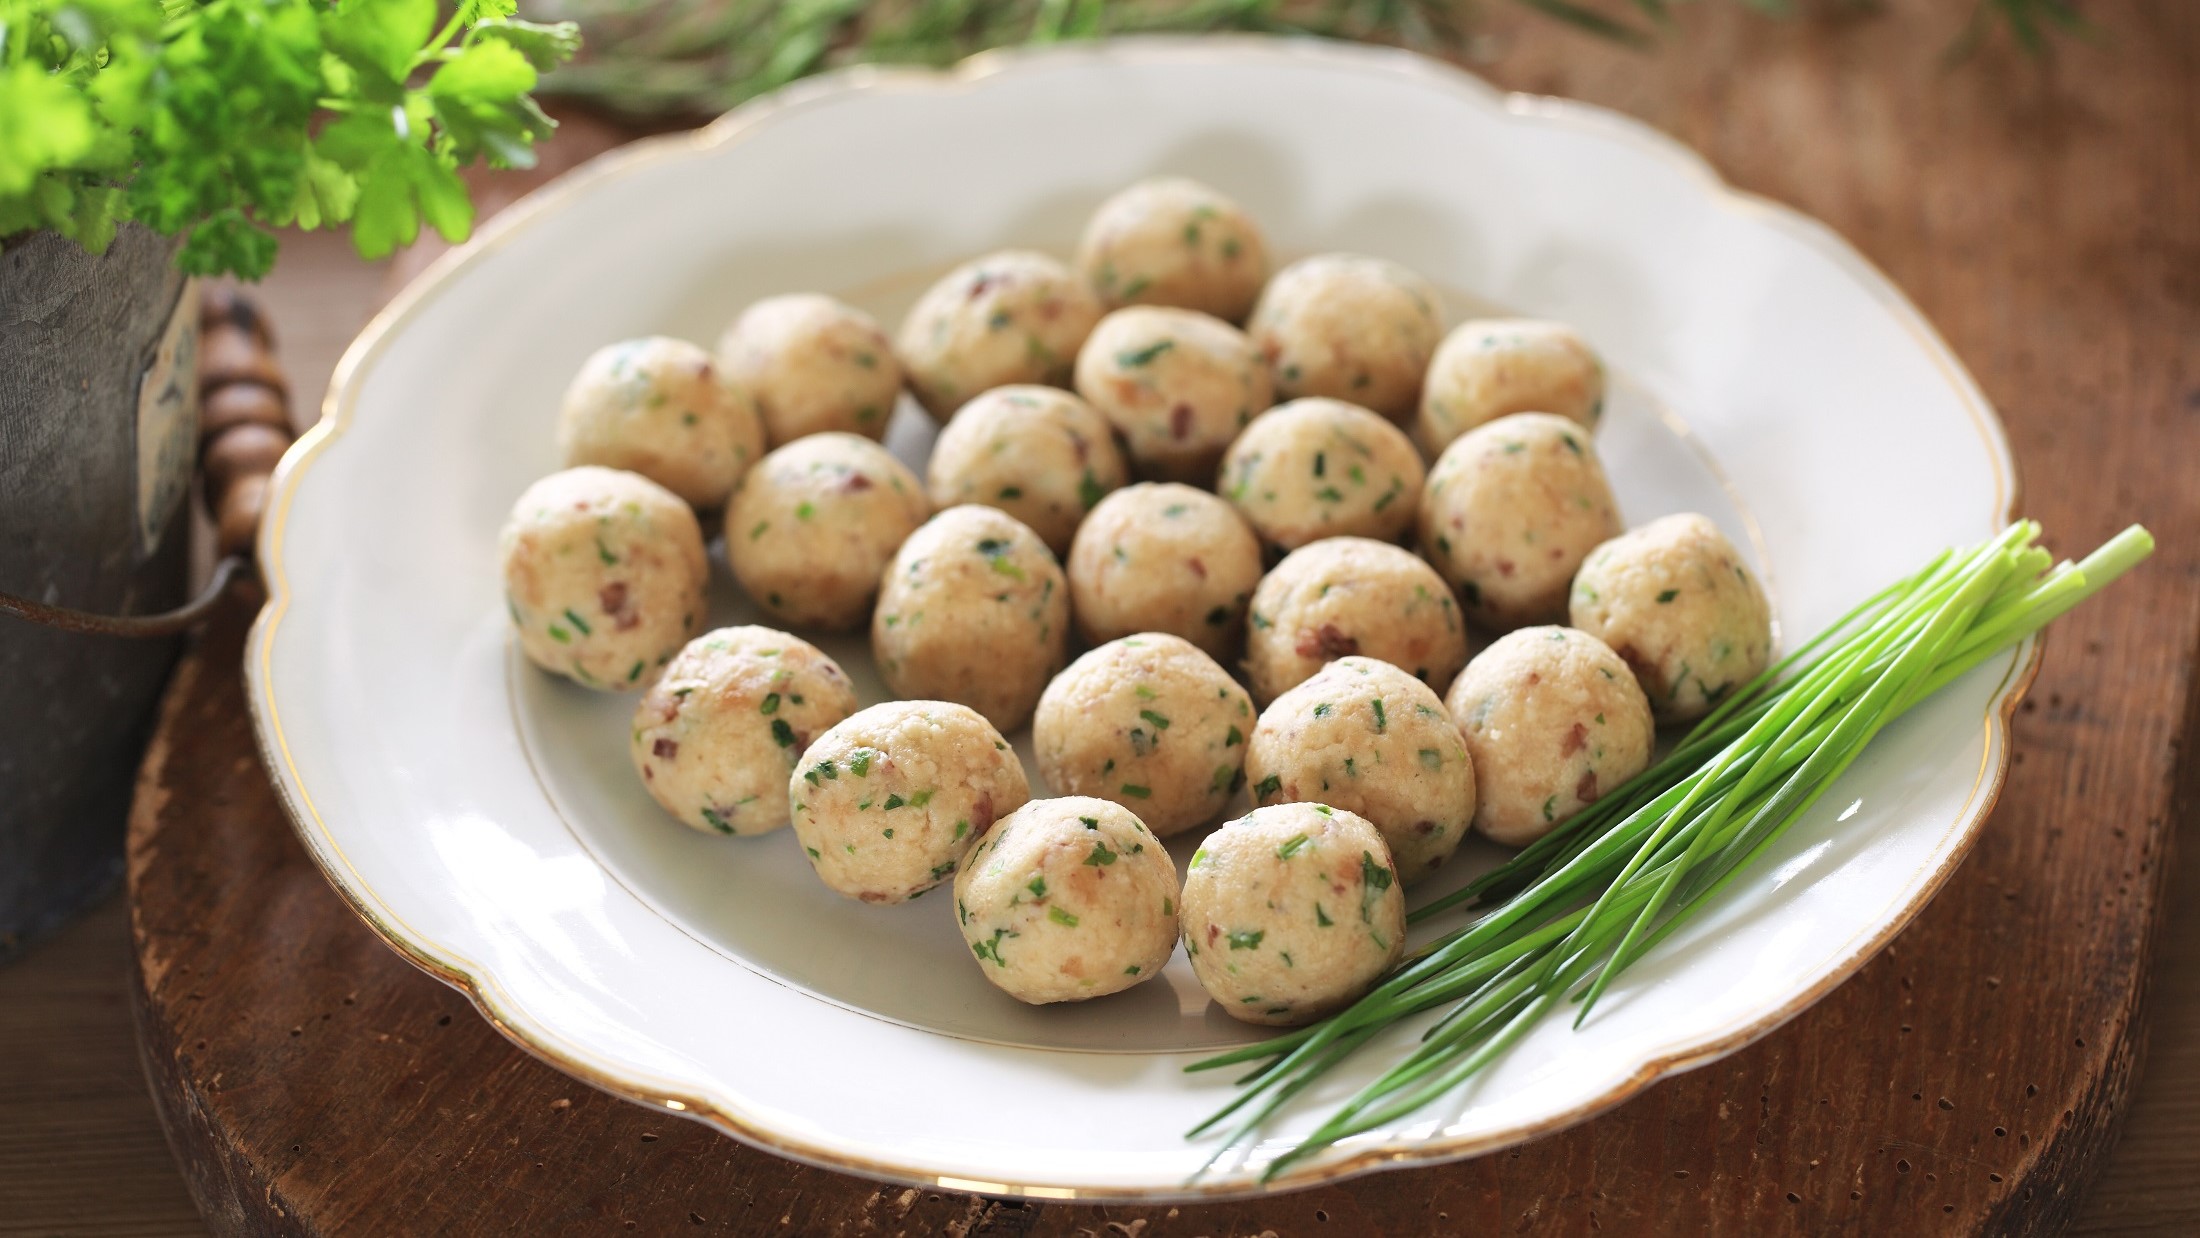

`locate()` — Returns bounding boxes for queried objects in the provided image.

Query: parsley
[769,718,796,748]
[1227,929,1265,951]
[1115,339,1175,367]
[1358,851,1394,924]
[1119,783,1152,799]
[1139,709,1171,730]
[1048,905,1080,928]
[971,928,1014,967]
[1084,840,1118,866]
[1277,834,1309,859]
[0,0,578,277]
[1255,774,1282,800]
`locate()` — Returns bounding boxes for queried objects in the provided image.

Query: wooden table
[6,2,2199,1233]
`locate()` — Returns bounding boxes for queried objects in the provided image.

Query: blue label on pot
[137,280,200,558]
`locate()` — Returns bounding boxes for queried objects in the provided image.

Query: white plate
[250,36,2026,1200]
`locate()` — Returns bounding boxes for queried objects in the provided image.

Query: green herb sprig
[535,0,2085,120]
[1185,521,2152,1181]
[1,0,580,277]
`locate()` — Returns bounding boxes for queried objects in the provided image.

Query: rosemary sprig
[532,0,2091,120]
[1186,521,2153,1182]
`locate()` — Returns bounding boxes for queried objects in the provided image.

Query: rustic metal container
[0,225,196,961]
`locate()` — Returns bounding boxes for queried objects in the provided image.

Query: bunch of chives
[1185,522,2154,1181]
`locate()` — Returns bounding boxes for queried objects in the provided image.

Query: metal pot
[0,225,197,961]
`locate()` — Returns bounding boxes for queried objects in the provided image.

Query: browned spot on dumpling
[1295,623,1360,660]
[1561,723,1588,756]
[1576,769,1599,802]
[600,581,641,631]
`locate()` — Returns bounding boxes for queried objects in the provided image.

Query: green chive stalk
[1186,522,2154,1182]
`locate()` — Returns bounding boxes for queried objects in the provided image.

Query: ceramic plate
[249,36,2024,1200]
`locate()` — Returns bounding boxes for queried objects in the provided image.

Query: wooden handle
[197,284,294,558]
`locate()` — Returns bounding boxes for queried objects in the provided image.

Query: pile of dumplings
[498,176,1773,1025]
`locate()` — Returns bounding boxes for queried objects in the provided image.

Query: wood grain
[119,1,2200,1234]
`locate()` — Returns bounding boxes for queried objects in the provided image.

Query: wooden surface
[6,1,2199,1233]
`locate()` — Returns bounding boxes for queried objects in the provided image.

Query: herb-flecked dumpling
[500,466,708,690]
[1179,803,1406,1026]
[871,505,1070,733]
[953,796,1180,1004]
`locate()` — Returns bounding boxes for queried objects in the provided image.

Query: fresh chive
[1277,834,1309,860]
[1116,339,1175,367]
[1119,784,1152,799]
[1179,521,2155,1182]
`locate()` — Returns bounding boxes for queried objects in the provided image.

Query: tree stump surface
[128,4,2200,1233]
